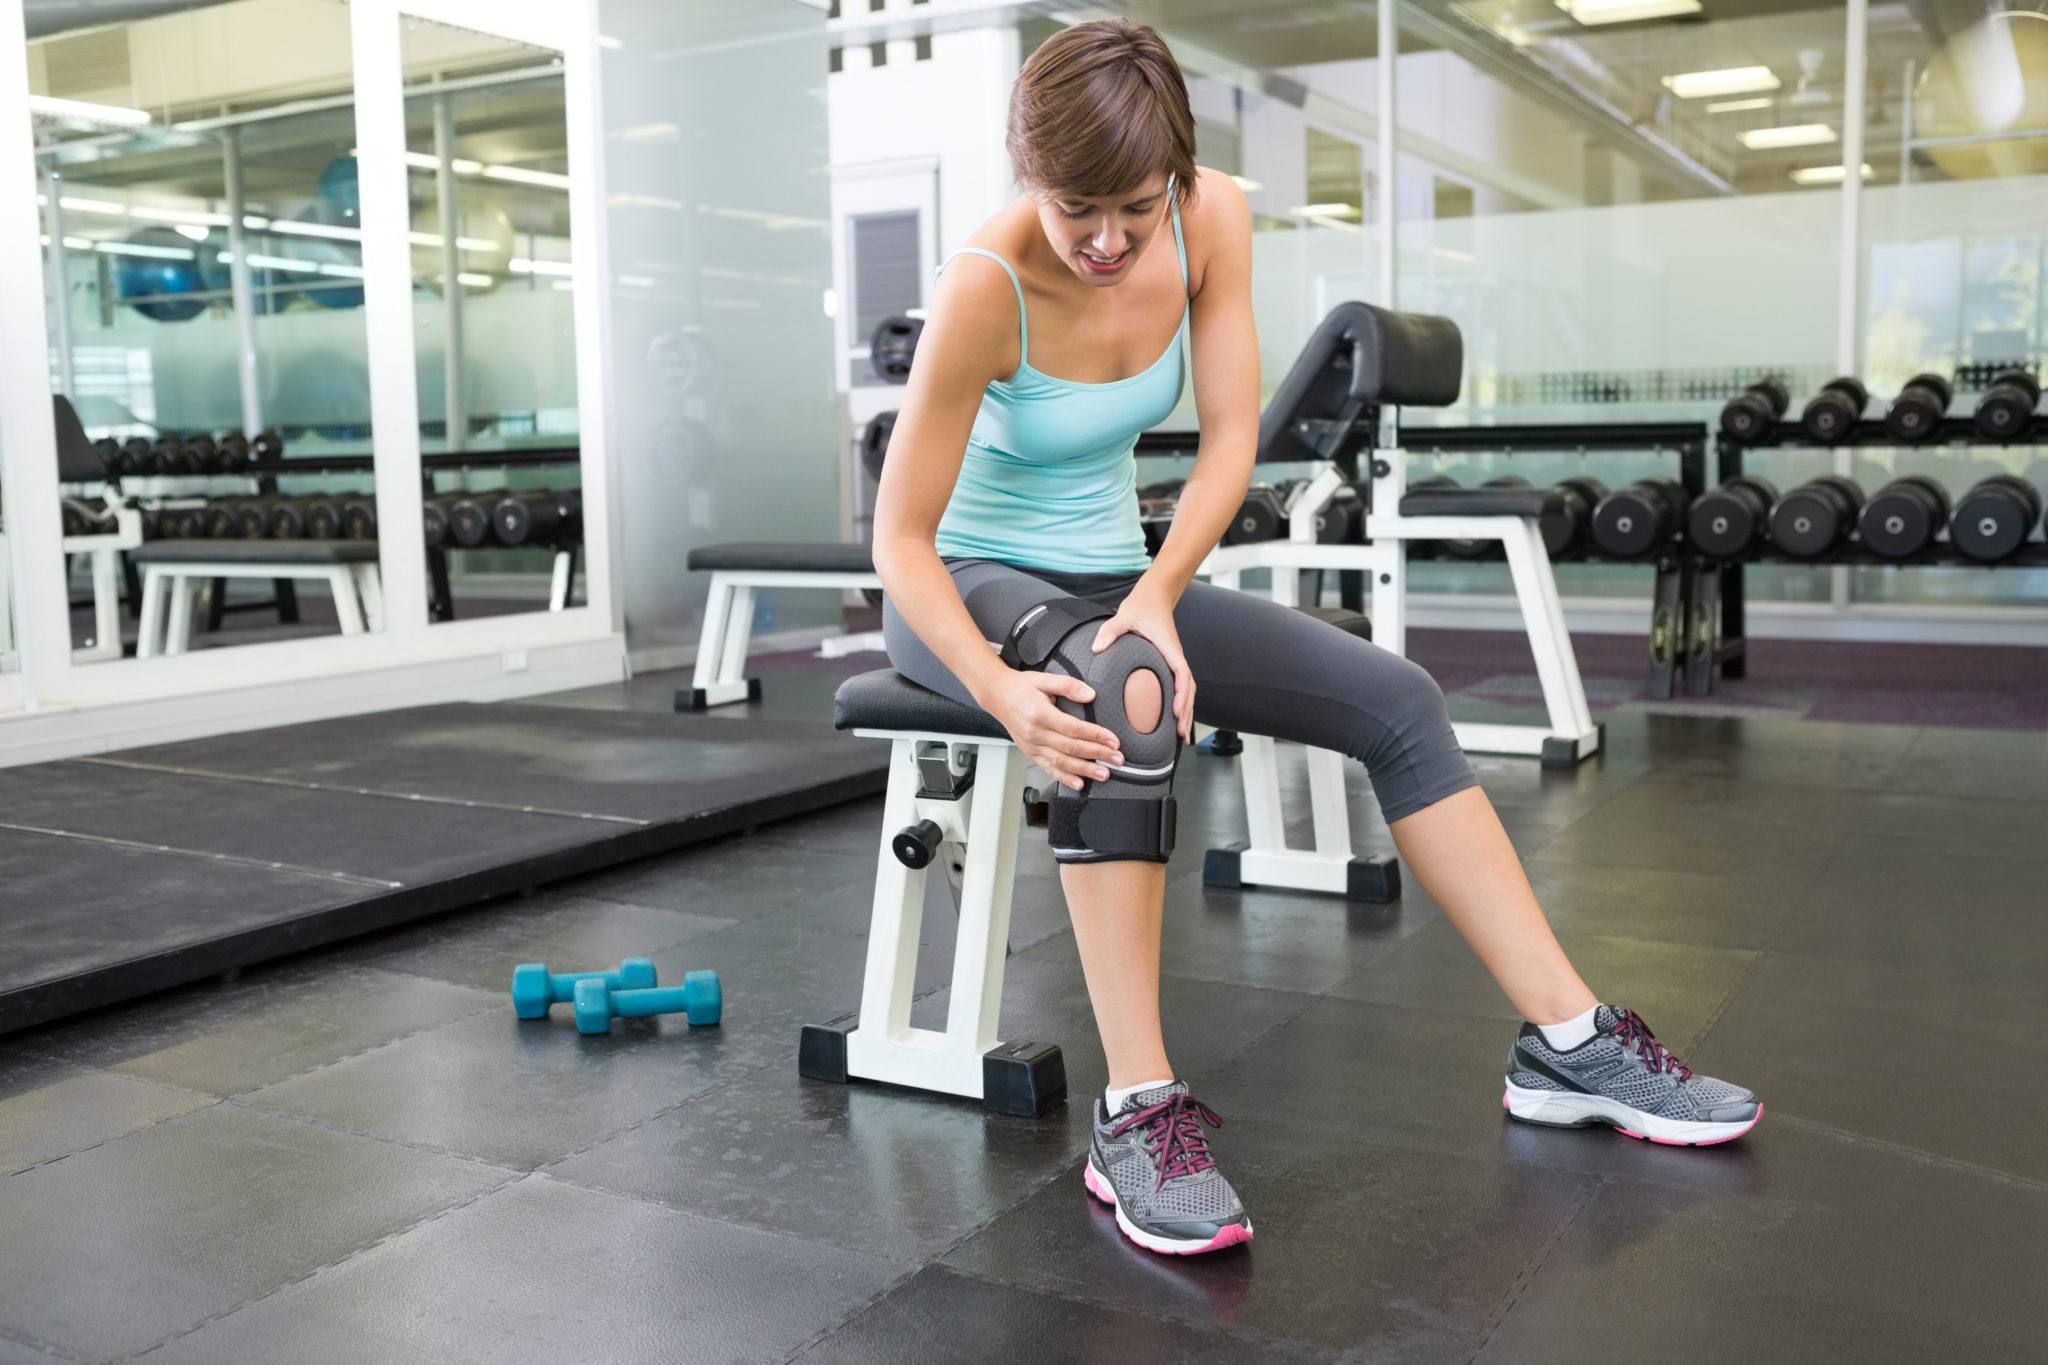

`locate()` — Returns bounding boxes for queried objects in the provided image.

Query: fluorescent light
[509,257,574,276]
[59,197,128,216]
[1557,0,1701,25]
[551,279,576,291]
[1292,202,1360,217]
[610,193,685,210]
[618,122,679,143]
[1790,163,1873,184]
[480,164,572,190]
[617,275,655,287]
[173,224,210,241]
[61,236,92,251]
[457,272,495,287]
[1662,66,1780,99]
[131,206,232,227]
[1433,246,1476,264]
[29,95,150,126]
[316,262,365,278]
[1230,175,1264,192]
[597,34,624,50]
[1706,97,1774,114]
[699,204,828,230]
[408,232,505,252]
[96,240,195,261]
[1738,123,1836,150]
[265,218,362,242]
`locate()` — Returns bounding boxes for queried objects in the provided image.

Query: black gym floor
[1,665,2044,1362]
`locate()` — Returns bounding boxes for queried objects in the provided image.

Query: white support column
[41,166,75,401]
[856,738,929,1046]
[1833,0,1868,617]
[222,130,264,436]
[940,742,1028,1056]
[1377,0,1397,308]
[434,94,467,453]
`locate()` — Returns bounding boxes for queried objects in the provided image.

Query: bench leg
[136,568,165,658]
[353,564,386,633]
[680,574,758,710]
[163,575,197,655]
[1500,519,1600,767]
[79,547,122,661]
[549,549,573,611]
[803,738,1063,1115]
[329,568,366,634]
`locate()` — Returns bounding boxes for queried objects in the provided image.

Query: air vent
[849,210,920,349]
[43,28,132,100]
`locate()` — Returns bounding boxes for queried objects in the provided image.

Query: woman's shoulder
[1180,167,1250,294]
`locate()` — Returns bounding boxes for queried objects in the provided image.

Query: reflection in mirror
[400,17,582,624]
[30,0,382,660]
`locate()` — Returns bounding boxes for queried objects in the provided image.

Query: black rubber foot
[1202,843,1245,889]
[1205,729,1243,757]
[983,1040,1066,1116]
[1540,722,1605,769]
[798,1014,856,1083]
[676,678,764,712]
[1346,854,1401,903]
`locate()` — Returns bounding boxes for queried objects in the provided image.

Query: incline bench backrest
[1255,303,1463,468]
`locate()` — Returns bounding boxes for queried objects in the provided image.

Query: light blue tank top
[932,192,1189,574]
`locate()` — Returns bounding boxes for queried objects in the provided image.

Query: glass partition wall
[0,0,619,742]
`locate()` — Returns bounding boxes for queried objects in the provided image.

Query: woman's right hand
[976,669,1124,791]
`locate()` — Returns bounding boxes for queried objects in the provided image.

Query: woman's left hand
[1090,582,1194,742]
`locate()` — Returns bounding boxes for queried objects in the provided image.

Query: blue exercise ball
[113,226,228,322]
[314,155,361,222]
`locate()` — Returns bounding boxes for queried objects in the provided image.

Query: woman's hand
[1091,582,1194,742]
[978,669,1125,792]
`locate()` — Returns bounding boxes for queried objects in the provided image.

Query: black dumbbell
[251,430,284,462]
[1222,485,1288,545]
[267,497,308,539]
[1719,380,1789,444]
[1800,377,1869,444]
[860,410,895,481]
[1858,475,1950,559]
[144,436,182,475]
[120,436,152,474]
[1444,476,1529,558]
[1591,478,1690,558]
[303,497,342,540]
[1884,373,1952,443]
[1972,369,2041,441]
[1685,475,1778,560]
[183,433,219,473]
[422,497,452,547]
[60,499,94,536]
[1949,474,2042,562]
[1767,475,1864,557]
[93,438,123,479]
[870,315,923,383]
[1313,484,1362,544]
[232,497,272,538]
[550,488,583,541]
[341,497,377,540]
[447,493,495,548]
[201,499,241,538]
[218,432,252,470]
[1540,476,1606,559]
[492,490,564,547]
[165,504,208,538]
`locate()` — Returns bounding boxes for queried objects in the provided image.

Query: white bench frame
[687,565,880,708]
[136,558,385,658]
[0,506,143,665]
[800,721,1065,1115]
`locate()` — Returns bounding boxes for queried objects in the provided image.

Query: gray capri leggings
[882,558,1477,825]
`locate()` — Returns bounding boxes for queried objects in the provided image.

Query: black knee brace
[994,596,1179,864]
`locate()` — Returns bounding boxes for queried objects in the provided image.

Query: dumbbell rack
[1697,412,2048,697]
[1397,422,1721,702]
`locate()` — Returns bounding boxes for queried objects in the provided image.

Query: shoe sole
[1083,1160,1253,1255]
[1502,1080,1760,1146]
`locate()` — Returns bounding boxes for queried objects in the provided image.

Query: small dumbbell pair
[510,958,722,1034]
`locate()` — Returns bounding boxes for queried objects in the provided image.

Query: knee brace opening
[1123,668,1163,735]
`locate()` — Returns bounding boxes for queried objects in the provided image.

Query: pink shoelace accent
[1110,1093,1224,1189]
[1610,1009,1694,1080]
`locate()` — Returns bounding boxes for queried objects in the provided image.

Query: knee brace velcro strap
[1050,794,1176,863]
[997,597,1113,671]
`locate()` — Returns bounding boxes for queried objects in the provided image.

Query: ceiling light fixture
[1230,175,1264,192]
[29,95,150,126]
[1556,0,1702,26]
[1738,123,1837,150]
[1662,66,1781,99]
[1790,163,1873,185]
[1291,202,1360,218]
[1706,97,1774,114]
[509,257,574,276]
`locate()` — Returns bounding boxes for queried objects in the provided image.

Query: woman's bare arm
[870,255,1125,787]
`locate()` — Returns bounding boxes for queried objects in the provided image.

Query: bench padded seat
[1299,605,1372,640]
[834,668,1008,740]
[131,539,380,565]
[1398,487,1560,519]
[688,542,875,574]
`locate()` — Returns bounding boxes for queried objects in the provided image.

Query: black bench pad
[689,542,875,573]
[1300,605,1372,640]
[1398,487,1560,519]
[132,539,380,565]
[834,669,1008,740]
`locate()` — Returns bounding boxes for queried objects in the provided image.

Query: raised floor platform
[0,700,887,1033]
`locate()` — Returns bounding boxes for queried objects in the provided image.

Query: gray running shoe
[1085,1081,1252,1254]
[1504,1005,1761,1146]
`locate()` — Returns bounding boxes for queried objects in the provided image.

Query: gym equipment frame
[678,544,880,710]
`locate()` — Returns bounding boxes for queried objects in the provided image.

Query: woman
[872,18,1759,1257]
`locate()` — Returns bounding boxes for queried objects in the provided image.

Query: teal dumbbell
[510,958,657,1020]
[571,970,722,1034]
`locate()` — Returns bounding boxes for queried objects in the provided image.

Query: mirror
[29,0,383,660]
[400,16,582,624]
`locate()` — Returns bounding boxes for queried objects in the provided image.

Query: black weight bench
[680,542,881,710]
[131,539,383,657]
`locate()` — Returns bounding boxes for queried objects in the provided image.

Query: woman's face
[1035,173,1171,288]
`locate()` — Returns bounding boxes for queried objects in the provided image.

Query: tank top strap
[1168,177,1189,295]
[938,247,1028,366]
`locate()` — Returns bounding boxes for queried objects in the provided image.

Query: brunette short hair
[1008,20,1198,210]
